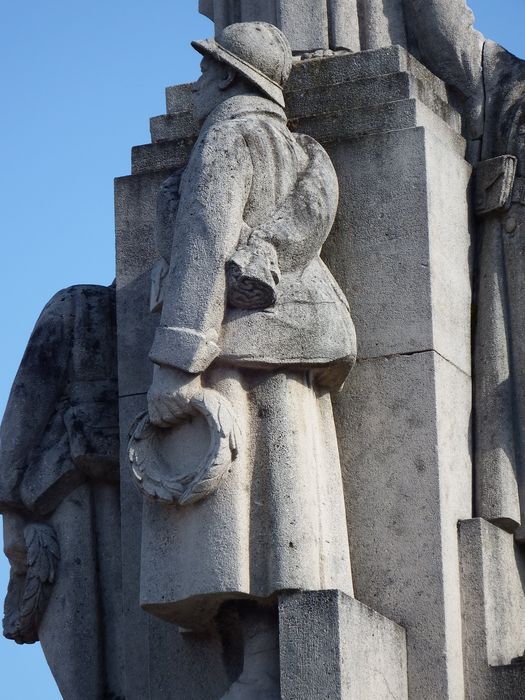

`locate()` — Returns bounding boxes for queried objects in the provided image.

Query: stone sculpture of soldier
[129,21,356,699]
[404,0,525,544]
[0,283,124,699]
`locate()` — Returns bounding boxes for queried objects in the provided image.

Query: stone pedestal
[279,591,407,700]
[459,519,525,699]
[288,46,471,700]
[116,46,472,698]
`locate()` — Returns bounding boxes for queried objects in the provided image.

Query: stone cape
[140,91,355,630]
[0,284,124,699]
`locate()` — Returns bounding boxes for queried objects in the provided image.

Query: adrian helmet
[192,22,293,108]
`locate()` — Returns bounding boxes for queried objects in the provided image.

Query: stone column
[285,47,471,699]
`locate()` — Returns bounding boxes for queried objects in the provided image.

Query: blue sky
[0,1,523,696]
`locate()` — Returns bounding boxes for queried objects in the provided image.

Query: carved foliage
[3,523,59,645]
[129,390,240,506]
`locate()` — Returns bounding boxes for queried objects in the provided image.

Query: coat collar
[202,94,287,131]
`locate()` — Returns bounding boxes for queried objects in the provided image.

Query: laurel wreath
[3,524,59,645]
[128,390,239,506]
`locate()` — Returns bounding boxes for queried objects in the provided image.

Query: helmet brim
[192,38,286,109]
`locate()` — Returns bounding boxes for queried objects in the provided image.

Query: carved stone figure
[404,0,525,542]
[134,21,355,698]
[0,283,124,699]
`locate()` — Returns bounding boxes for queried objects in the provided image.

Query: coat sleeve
[403,0,484,102]
[149,122,253,373]
[0,290,72,511]
[248,134,339,270]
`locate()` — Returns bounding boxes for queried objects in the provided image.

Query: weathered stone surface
[121,23,363,699]
[324,119,471,372]
[405,0,525,538]
[199,0,413,52]
[0,284,124,699]
[119,32,474,698]
[165,82,194,114]
[459,518,525,699]
[279,590,408,700]
[199,0,361,52]
[335,351,472,700]
[119,393,229,700]
[147,46,463,179]
[115,171,169,397]
[357,0,406,50]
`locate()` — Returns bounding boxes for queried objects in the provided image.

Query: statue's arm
[403,0,484,100]
[149,123,253,373]
[0,291,70,510]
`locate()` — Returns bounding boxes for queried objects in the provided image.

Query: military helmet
[192,22,293,108]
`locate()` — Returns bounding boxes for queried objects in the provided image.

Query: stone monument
[2,1,525,699]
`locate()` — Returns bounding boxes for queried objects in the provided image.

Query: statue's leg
[219,600,280,700]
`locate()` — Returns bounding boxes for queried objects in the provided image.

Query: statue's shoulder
[41,284,114,318]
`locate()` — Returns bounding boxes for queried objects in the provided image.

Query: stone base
[279,590,408,700]
[459,519,525,699]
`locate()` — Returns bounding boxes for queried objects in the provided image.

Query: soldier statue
[135,21,356,699]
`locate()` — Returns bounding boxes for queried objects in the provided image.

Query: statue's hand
[147,365,203,428]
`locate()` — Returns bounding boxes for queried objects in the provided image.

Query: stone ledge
[164,45,449,115]
[152,69,459,146]
[279,590,408,700]
[137,97,464,175]
[459,518,525,699]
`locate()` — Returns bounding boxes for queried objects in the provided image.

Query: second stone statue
[128,21,356,699]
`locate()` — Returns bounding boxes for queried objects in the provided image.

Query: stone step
[135,94,464,175]
[279,591,408,700]
[150,111,198,144]
[165,82,193,114]
[151,69,459,146]
[131,136,195,175]
[287,71,459,133]
[286,45,448,102]
[164,46,448,117]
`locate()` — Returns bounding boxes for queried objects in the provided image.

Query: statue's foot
[219,602,280,699]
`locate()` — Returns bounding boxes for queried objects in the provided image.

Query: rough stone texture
[0,284,124,699]
[158,46,456,146]
[404,0,525,539]
[138,27,355,664]
[279,590,408,699]
[199,0,361,52]
[337,352,471,700]
[119,393,229,699]
[199,0,410,52]
[459,518,525,699]
[324,125,471,373]
[314,48,472,699]
[117,44,472,698]
[357,0,406,50]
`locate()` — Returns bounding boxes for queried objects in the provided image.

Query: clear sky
[0,1,523,697]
